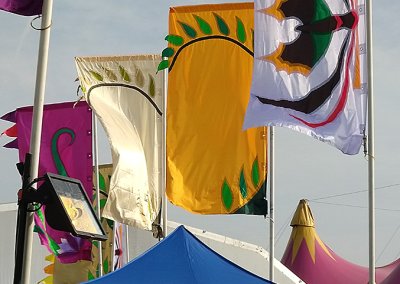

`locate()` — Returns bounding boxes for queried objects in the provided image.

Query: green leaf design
[106,218,114,229]
[193,15,212,35]
[236,17,246,43]
[93,241,99,248]
[100,199,107,209]
[48,238,60,256]
[149,74,156,97]
[88,271,95,280]
[89,70,103,81]
[103,258,109,273]
[135,67,145,88]
[162,47,175,58]
[33,225,44,234]
[36,208,45,223]
[118,65,131,82]
[251,157,260,188]
[99,173,106,191]
[165,34,184,46]
[239,168,248,198]
[81,85,87,94]
[221,180,233,211]
[100,66,117,81]
[214,13,229,36]
[157,60,169,72]
[178,21,197,38]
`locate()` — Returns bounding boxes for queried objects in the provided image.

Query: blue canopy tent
[84,225,273,284]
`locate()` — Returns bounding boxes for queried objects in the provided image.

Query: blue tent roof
[84,225,273,284]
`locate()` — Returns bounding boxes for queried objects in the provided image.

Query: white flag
[75,55,162,230]
[244,0,368,155]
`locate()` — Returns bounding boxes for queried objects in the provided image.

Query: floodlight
[37,173,107,241]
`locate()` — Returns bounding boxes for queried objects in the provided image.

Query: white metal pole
[93,115,103,277]
[161,57,168,236]
[366,0,375,283]
[125,224,130,262]
[21,1,53,283]
[111,223,117,272]
[269,126,275,282]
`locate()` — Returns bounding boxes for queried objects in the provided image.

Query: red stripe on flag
[291,32,356,128]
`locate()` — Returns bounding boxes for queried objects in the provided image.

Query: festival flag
[75,55,163,231]
[0,0,42,16]
[1,101,93,263]
[39,253,92,284]
[161,3,268,214]
[243,0,368,155]
[88,164,117,280]
[38,165,119,284]
[38,254,55,284]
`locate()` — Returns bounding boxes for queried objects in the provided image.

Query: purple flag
[3,138,18,148]
[14,101,93,263]
[1,109,16,122]
[0,0,42,16]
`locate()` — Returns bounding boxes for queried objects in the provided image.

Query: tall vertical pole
[269,126,275,281]
[20,1,53,283]
[111,223,117,272]
[366,0,375,283]
[161,57,168,236]
[14,154,31,284]
[125,224,130,262]
[93,115,103,277]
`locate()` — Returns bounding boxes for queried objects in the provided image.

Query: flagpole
[20,1,53,283]
[125,224,130,261]
[111,223,116,272]
[93,115,103,277]
[366,0,375,283]
[269,126,275,281]
[161,57,168,236]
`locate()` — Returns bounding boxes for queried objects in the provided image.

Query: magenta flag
[0,0,42,16]
[11,101,93,263]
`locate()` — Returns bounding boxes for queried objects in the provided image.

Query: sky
[0,0,399,269]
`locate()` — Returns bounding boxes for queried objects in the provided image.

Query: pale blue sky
[0,0,399,268]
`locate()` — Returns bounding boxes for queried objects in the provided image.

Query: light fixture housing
[38,172,107,241]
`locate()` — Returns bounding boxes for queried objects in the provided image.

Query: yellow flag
[165,3,268,214]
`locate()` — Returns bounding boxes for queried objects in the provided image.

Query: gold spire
[290,199,315,227]
[288,199,335,263]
